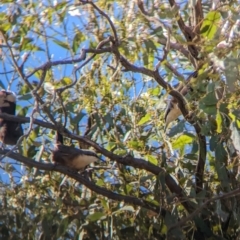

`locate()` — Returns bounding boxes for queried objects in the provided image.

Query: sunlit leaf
[148,87,161,96]
[200,11,221,39]
[87,212,106,222]
[138,113,151,125]
[216,111,222,133]
[146,155,158,165]
[72,31,84,53]
[172,134,194,149]
[128,140,144,150]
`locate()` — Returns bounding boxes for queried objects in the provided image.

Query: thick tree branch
[193,0,204,34]
[0,113,195,213]
[168,0,199,60]
[0,149,166,215]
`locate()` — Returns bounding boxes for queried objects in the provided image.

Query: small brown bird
[52,132,100,171]
[164,70,225,130]
[0,90,23,145]
[164,72,195,130]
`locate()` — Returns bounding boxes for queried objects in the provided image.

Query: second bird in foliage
[0,90,23,145]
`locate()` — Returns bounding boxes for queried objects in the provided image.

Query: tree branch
[0,113,195,213]
[168,0,199,60]
[193,0,204,34]
[26,47,112,79]
[0,149,166,215]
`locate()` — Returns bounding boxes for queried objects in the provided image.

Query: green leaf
[148,87,161,96]
[61,77,72,85]
[96,179,105,187]
[199,90,218,115]
[101,199,109,211]
[113,206,135,215]
[144,39,157,53]
[128,140,144,150]
[216,111,222,133]
[200,11,221,39]
[215,143,229,190]
[138,113,151,125]
[55,1,68,11]
[172,134,194,149]
[53,40,70,50]
[18,93,32,101]
[17,105,29,116]
[56,217,69,238]
[72,31,84,53]
[209,135,218,151]
[70,111,86,125]
[146,155,158,165]
[201,91,218,106]
[0,23,12,32]
[167,120,185,137]
[125,184,132,195]
[87,212,106,222]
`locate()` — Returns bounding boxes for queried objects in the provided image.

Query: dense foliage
[0,0,240,239]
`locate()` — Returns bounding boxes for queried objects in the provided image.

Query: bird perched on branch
[164,71,197,130]
[164,70,225,130]
[52,132,100,171]
[0,90,23,145]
